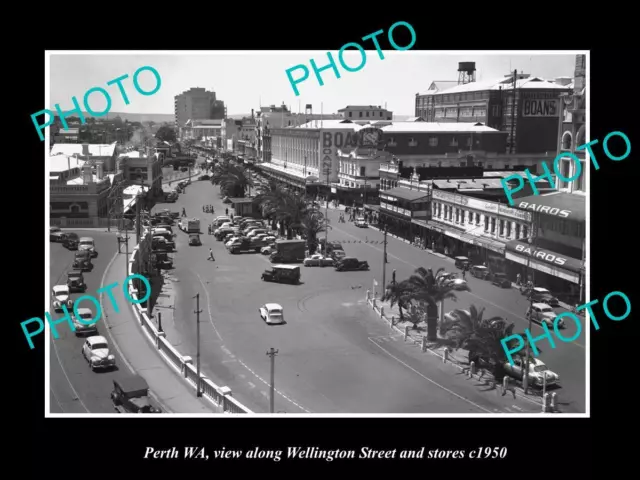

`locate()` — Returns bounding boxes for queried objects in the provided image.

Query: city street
[155,179,548,413]
[48,231,127,413]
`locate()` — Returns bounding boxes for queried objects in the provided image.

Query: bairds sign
[515,244,567,266]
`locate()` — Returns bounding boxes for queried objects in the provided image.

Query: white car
[78,237,97,257]
[261,245,275,255]
[73,307,99,336]
[226,237,244,247]
[504,357,559,387]
[444,275,468,290]
[303,254,335,267]
[355,217,368,228]
[259,303,285,325]
[52,285,73,312]
[526,303,564,328]
[82,335,116,371]
[263,235,276,243]
[443,309,470,324]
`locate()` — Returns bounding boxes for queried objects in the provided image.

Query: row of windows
[347,111,391,119]
[540,216,585,237]
[416,91,490,106]
[339,162,366,177]
[433,202,529,240]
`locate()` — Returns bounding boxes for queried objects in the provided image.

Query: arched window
[576,125,585,147]
[562,132,572,150]
[70,203,80,213]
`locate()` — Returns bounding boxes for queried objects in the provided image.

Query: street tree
[299,208,328,254]
[381,279,414,321]
[156,126,177,143]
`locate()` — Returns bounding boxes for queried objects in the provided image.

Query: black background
[12,11,633,476]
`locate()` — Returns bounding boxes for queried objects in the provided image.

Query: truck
[269,239,306,263]
[229,237,263,254]
[180,217,200,233]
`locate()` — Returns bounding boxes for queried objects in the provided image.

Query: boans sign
[320,127,386,178]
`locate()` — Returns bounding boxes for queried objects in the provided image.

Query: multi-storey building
[116,149,163,199]
[174,87,226,130]
[505,54,586,304]
[338,105,393,121]
[415,64,571,154]
[49,154,114,228]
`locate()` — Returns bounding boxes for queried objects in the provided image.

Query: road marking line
[333,221,585,350]
[368,337,493,413]
[196,273,311,413]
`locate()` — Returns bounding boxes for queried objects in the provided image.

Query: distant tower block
[458,62,476,85]
[305,104,312,115]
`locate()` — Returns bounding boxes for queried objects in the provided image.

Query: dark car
[454,256,470,269]
[524,287,560,307]
[470,265,490,279]
[189,234,201,246]
[72,250,93,271]
[67,270,87,293]
[198,174,211,181]
[335,257,369,271]
[491,273,511,288]
[111,375,161,414]
[63,232,80,250]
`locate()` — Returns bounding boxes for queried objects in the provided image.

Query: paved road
[323,208,587,413]
[48,231,132,413]
[154,180,544,414]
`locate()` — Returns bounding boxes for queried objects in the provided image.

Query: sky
[49,52,579,117]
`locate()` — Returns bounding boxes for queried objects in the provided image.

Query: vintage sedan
[52,285,73,312]
[526,303,564,328]
[445,274,468,290]
[82,335,116,371]
[491,272,511,288]
[504,357,559,388]
[525,287,560,307]
[354,217,368,228]
[259,303,285,325]
[188,234,202,246]
[73,307,98,336]
[50,226,66,242]
[303,254,335,267]
[470,265,490,279]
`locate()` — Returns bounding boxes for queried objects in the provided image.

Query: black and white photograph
[43,51,590,416]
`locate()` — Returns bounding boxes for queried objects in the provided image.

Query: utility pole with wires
[193,293,202,397]
[381,224,388,292]
[266,347,278,413]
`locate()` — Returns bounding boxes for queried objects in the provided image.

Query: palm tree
[381,279,414,321]
[404,301,427,330]
[299,208,328,254]
[407,267,468,341]
[211,161,253,198]
[253,181,291,234]
[439,305,505,356]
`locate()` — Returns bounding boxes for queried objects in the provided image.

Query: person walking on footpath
[208,248,215,261]
[182,207,187,217]
[225,207,229,215]
[516,273,521,286]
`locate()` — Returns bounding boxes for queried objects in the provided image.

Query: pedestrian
[225,208,229,215]
[516,273,521,286]
[462,268,467,280]
[182,207,187,217]
[208,248,215,261]
[202,205,205,212]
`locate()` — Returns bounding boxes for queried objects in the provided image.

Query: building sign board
[432,189,531,221]
[505,240,583,273]
[522,99,558,117]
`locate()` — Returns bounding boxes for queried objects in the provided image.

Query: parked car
[78,237,98,257]
[523,287,560,307]
[261,245,276,255]
[52,285,73,312]
[259,303,285,325]
[470,265,490,279]
[491,272,511,288]
[67,270,87,293]
[82,335,116,371]
[73,307,98,336]
[355,217,368,228]
[111,375,161,413]
[188,234,201,246]
[454,256,470,269]
[72,250,93,271]
[303,254,335,267]
[335,257,369,271]
[503,357,559,388]
[446,275,468,290]
[526,303,564,328]
[63,232,80,250]
[50,226,66,242]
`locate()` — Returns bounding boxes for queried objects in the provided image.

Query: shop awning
[380,187,429,202]
[459,233,505,254]
[512,192,585,222]
[505,239,584,273]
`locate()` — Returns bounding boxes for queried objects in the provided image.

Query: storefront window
[515,223,521,239]
[491,217,496,233]
[506,221,512,237]
[499,219,504,236]
[484,216,489,232]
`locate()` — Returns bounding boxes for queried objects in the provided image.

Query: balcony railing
[380,202,427,219]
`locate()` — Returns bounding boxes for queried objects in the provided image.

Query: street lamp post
[193,293,202,397]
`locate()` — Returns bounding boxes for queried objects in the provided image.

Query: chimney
[82,165,93,184]
[82,143,89,156]
[96,163,104,180]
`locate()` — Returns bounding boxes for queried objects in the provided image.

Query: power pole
[135,191,141,244]
[193,293,202,397]
[523,214,537,393]
[510,69,517,154]
[382,225,388,292]
[266,347,278,413]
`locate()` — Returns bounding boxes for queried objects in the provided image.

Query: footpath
[365,293,557,410]
[100,235,215,413]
